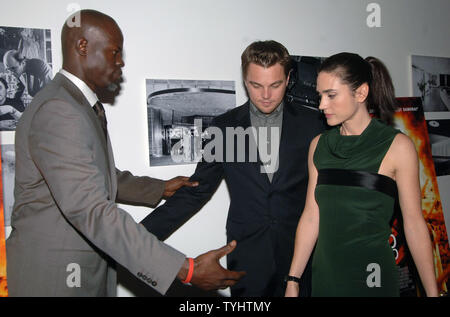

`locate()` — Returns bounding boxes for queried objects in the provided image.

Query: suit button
[152,281,157,287]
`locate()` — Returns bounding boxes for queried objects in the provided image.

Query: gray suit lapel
[55,74,107,148]
[106,134,117,201]
[54,73,116,199]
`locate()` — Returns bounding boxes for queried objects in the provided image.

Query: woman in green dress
[285,53,438,297]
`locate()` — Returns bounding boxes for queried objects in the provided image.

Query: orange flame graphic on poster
[0,148,8,297]
[393,97,449,294]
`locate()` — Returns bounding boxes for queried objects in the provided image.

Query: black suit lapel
[234,102,271,187]
[234,102,251,128]
[270,101,295,186]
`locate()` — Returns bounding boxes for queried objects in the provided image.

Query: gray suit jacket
[6,73,185,296]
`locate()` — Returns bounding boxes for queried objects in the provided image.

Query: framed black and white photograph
[426,118,450,177]
[0,26,52,131]
[287,55,325,111]
[146,79,236,167]
[1,144,15,227]
[411,55,450,112]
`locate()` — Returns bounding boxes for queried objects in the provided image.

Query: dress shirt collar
[59,69,99,107]
[249,100,284,122]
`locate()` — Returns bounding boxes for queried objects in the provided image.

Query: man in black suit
[142,40,325,296]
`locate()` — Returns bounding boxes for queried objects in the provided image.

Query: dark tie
[93,101,108,139]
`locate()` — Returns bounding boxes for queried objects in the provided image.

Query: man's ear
[355,82,369,103]
[76,38,88,56]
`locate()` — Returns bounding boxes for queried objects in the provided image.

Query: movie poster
[1,144,15,228]
[0,147,7,297]
[392,97,449,296]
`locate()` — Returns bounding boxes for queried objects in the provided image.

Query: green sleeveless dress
[312,119,400,297]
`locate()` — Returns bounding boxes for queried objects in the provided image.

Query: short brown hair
[241,40,292,79]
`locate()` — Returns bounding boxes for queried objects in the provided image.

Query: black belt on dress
[317,168,398,199]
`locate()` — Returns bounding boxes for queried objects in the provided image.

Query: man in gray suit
[6,9,245,296]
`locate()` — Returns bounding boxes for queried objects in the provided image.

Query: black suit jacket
[142,99,325,296]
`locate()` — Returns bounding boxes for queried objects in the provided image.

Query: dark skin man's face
[82,22,124,95]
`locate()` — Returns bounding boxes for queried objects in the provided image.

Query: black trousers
[230,258,312,297]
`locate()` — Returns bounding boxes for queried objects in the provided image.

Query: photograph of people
[0,76,24,130]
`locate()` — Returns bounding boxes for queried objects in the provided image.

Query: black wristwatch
[284,275,301,283]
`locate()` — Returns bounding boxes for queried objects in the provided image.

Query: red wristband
[182,258,194,284]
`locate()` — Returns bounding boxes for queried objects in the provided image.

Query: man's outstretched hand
[163,176,199,199]
[177,240,246,291]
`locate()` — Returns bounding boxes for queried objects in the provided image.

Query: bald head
[61,10,119,63]
[61,9,124,95]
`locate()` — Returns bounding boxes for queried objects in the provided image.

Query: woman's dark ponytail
[319,53,397,125]
[365,56,397,125]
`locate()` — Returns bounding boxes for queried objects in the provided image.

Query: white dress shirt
[59,69,98,107]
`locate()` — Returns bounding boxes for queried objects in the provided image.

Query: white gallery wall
[1,0,450,296]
